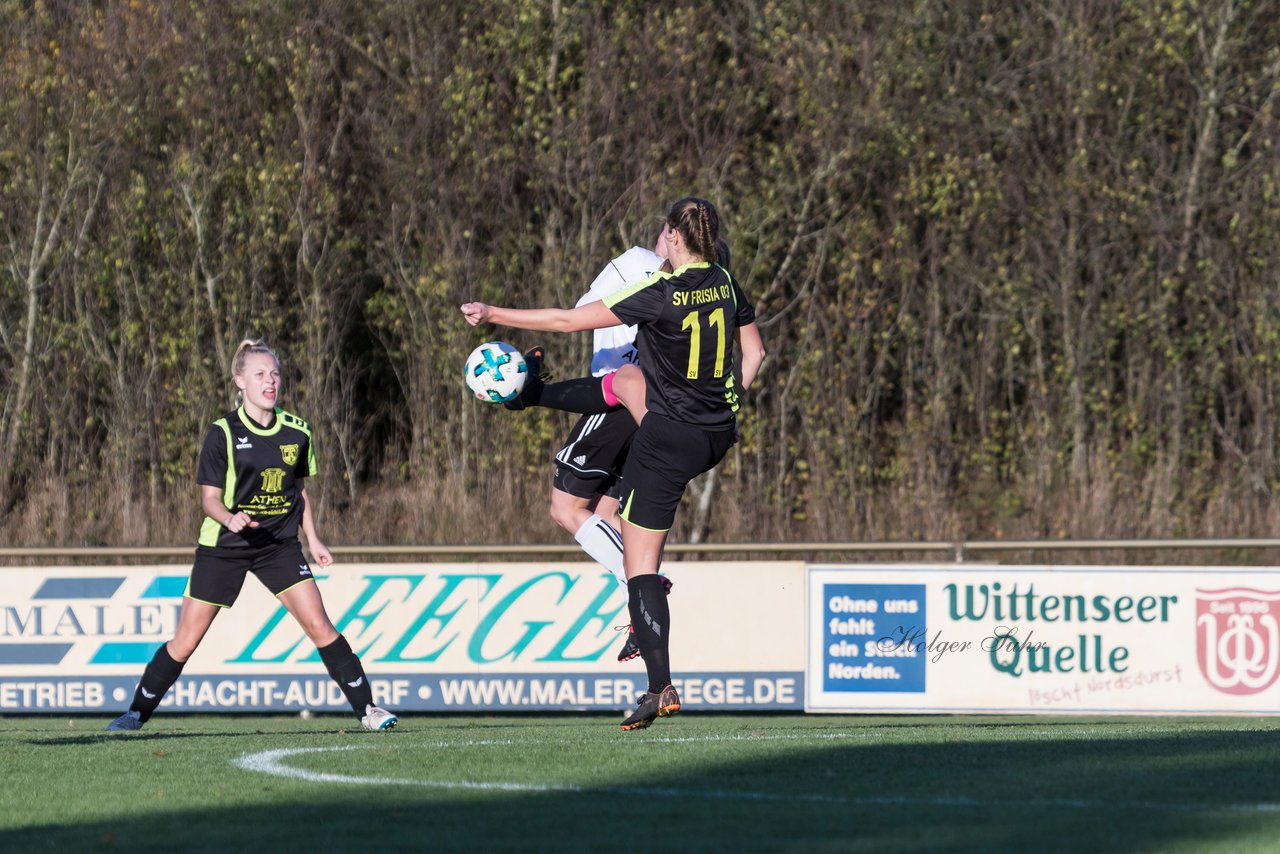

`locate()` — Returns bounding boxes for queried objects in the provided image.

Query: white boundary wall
[2,561,1276,714]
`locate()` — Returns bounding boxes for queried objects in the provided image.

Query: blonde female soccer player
[106,340,397,732]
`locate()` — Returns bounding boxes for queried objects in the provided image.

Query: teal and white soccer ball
[464,341,528,404]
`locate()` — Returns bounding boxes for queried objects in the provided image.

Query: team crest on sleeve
[280,444,300,466]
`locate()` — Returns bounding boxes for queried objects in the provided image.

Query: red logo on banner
[1196,588,1280,695]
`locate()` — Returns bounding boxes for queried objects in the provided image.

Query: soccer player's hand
[310,539,334,567]
[225,512,258,533]
[460,302,492,326]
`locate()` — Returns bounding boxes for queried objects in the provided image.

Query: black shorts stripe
[556,413,610,474]
[554,409,635,479]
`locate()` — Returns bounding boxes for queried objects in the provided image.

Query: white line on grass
[235,746,577,793]
[232,736,1280,812]
[232,744,841,801]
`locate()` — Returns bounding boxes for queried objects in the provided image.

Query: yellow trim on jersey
[602,259,718,316]
[276,408,318,476]
[602,268,672,308]
[724,374,741,413]
[198,418,237,547]
[717,264,737,305]
[239,405,285,436]
[306,431,317,477]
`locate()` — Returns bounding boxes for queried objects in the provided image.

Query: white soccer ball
[464,340,528,404]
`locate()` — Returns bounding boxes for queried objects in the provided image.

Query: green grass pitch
[3,713,1279,851]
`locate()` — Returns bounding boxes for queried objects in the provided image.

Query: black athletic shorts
[187,540,315,607]
[553,409,637,500]
[618,412,736,531]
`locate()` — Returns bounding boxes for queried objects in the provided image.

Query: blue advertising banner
[0,561,807,713]
[821,583,927,693]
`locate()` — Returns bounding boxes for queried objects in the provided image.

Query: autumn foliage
[3,1,1280,548]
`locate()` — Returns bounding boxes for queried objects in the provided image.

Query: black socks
[131,642,185,723]
[129,635,372,721]
[318,634,374,714]
[628,574,672,693]
[504,348,615,414]
[529,376,615,414]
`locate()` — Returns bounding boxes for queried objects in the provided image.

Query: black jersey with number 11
[604,261,756,429]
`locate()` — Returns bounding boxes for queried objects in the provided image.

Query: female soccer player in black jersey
[106,340,398,732]
[462,197,766,730]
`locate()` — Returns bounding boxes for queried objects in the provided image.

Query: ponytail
[231,339,278,378]
[666,196,720,262]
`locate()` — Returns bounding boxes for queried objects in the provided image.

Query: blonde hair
[231,339,278,378]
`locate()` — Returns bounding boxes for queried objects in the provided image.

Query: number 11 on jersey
[681,307,727,380]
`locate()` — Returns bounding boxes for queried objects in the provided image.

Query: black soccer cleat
[617,625,640,662]
[504,346,550,410]
[620,684,681,731]
[527,346,552,383]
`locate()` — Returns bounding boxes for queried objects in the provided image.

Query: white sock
[574,514,627,594]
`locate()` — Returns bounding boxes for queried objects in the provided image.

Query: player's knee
[613,364,643,396]
[549,501,576,533]
[298,617,338,646]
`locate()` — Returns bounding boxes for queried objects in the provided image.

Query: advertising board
[0,561,806,714]
[807,564,1280,714]
[8,560,1274,715]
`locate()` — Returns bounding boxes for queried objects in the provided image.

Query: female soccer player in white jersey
[508,235,670,663]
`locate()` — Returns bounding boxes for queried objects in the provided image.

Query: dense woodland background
[3,0,1280,550]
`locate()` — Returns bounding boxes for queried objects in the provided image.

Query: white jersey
[575,246,663,376]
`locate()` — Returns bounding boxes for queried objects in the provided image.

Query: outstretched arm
[461,300,620,333]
